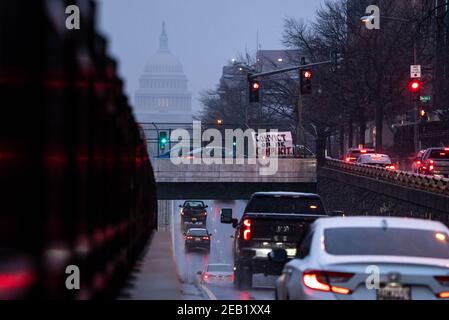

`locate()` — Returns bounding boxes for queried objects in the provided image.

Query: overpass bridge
[153,158,317,199]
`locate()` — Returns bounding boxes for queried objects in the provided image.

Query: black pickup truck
[221,192,335,289]
[180,200,208,230]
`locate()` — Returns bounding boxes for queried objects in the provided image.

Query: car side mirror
[209,233,213,236]
[183,232,186,236]
[231,219,238,228]
[220,208,233,224]
[268,248,288,263]
[197,271,202,275]
[179,204,183,208]
[205,205,208,208]
[331,210,345,217]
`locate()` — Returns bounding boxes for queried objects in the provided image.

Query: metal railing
[324,158,449,196]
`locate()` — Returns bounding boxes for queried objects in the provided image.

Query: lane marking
[199,283,217,300]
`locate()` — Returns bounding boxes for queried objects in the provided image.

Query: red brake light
[360,149,367,153]
[416,160,421,165]
[202,236,209,240]
[243,218,251,240]
[430,159,435,164]
[429,165,435,171]
[387,165,396,170]
[444,148,449,151]
[302,270,353,295]
[186,236,193,240]
[203,274,209,280]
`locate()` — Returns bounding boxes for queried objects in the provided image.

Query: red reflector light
[243,218,251,240]
[302,270,353,295]
[0,272,35,291]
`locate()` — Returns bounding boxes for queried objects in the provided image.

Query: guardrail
[0,1,157,299]
[325,158,449,196]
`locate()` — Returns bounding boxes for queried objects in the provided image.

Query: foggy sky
[98,0,321,115]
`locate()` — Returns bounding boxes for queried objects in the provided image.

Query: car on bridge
[273,216,449,300]
[180,201,208,230]
[344,147,375,163]
[419,147,449,177]
[411,149,426,174]
[184,227,212,253]
[197,263,234,284]
[220,192,334,289]
[356,153,396,170]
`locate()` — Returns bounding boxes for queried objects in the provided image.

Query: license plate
[195,238,201,241]
[192,218,197,221]
[377,284,411,300]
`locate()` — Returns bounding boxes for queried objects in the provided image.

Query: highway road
[170,200,276,300]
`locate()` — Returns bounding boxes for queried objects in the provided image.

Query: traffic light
[419,108,427,122]
[408,79,421,93]
[159,132,168,150]
[331,51,342,72]
[249,80,261,103]
[300,69,312,94]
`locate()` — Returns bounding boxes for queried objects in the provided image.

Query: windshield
[187,229,208,236]
[324,228,449,259]
[245,197,326,215]
[184,201,205,208]
[207,264,233,272]
[429,149,449,160]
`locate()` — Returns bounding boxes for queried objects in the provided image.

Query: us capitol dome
[135,22,192,124]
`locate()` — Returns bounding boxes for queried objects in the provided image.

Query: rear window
[184,201,205,208]
[188,229,208,236]
[324,228,449,259]
[207,265,233,272]
[429,150,449,160]
[245,197,326,215]
[359,154,391,164]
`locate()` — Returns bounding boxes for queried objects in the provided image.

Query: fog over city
[98,0,320,114]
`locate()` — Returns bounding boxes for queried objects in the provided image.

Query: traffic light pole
[296,89,305,149]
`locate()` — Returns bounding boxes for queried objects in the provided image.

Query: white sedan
[273,216,449,300]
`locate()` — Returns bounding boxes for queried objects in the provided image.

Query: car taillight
[202,236,209,240]
[203,274,209,280]
[243,218,251,240]
[302,270,353,295]
[387,165,396,170]
[416,160,421,165]
[186,236,193,240]
[430,159,435,165]
[437,292,449,299]
[429,165,435,171]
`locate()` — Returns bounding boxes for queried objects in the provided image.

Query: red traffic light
[303,70,312,78]
[251,82,260,90]
[409,80,421,92]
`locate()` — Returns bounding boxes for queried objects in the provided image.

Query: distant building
[135,22,192,157]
